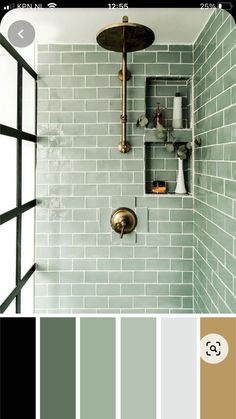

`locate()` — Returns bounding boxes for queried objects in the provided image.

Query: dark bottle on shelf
[153,102,164,127]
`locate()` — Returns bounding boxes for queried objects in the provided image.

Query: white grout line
[194,238,234,297]
[193,11,230,55]
[194,100,236,124]
[76,316,80,419]
[156,317,161,419]
[194,50,235,94]
[194,203,236,238]
[192,9,215,46]
[116,317,121,419]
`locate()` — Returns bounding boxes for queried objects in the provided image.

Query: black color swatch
[0,318,36,419]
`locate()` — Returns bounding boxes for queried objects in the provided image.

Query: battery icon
[217,2,233,9]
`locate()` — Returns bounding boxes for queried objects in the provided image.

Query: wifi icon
[47,2,57,7]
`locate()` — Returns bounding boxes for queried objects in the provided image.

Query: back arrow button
[18,30,24,39]
[8,21,35,48]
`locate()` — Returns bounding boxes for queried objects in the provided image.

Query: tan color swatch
[201,318,236,419]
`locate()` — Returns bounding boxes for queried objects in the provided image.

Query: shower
[97,16,155,153]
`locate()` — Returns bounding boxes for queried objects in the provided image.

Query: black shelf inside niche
[145,76,192,130]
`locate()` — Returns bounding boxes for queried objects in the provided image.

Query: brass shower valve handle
[110,207,137,239]
[116,218,126,238]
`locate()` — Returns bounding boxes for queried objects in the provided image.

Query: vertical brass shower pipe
[97,16,155,153]
[118,24,130,153]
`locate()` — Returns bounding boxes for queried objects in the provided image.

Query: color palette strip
[1,317,236,419]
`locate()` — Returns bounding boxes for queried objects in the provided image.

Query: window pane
[22,69,35,135]
[0,135,17,214]
[0,45,17,128]
[0,218,16,304]
[21,208,35,278]
[21,275,34,313]
[22,140,35,204]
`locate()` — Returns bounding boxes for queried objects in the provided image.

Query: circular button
[200,333,229,364]
[8,21,35,48]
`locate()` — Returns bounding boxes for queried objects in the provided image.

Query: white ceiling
[1,8,213,44]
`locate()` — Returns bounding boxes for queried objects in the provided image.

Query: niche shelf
[144,128,192,143]
[144,76,193,196]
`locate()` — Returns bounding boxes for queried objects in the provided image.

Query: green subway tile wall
[36,11,236,313]
[36,43,194,313]
[193,10,236,313]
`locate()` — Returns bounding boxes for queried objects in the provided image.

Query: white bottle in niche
[175,158,187,194]
[172,92,183,129]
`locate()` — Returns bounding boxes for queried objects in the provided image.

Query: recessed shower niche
[144,76,193,195]
[146,76,192,128]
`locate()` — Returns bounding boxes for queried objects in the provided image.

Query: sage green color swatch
[80,318,116,419]
[40,318,75,419]
[121,318,156,419]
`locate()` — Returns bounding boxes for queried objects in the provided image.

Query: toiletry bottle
[172,93,183,129]
[153,103,164,127]
[152,180,167,194]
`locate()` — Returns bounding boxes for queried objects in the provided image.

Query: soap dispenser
[172,92,183,129]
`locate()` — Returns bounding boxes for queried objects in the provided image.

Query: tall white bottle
[175,158,187,194]
[172,92,183,129]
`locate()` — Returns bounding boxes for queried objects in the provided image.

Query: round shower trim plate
[118,69,131,81]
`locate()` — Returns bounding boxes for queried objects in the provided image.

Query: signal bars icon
[4,4,14,9]
[3,3,57,10]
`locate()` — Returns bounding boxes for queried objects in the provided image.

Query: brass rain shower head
[96,15,155,53]
[97,16,155,153]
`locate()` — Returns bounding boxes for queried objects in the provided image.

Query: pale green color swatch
[121,318,156,419]
[80,318,116,419]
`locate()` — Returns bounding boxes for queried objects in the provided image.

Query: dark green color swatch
[40,318,75,419]
[80,318,116,419]
[121,318,156,419]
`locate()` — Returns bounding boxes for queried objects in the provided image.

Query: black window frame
[0,34,37,313]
